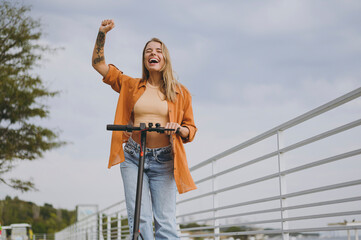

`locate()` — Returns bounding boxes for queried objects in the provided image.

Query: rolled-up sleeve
[181,92,197,143]
[102,64,124,93]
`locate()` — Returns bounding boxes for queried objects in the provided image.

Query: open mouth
[149,58,159,64]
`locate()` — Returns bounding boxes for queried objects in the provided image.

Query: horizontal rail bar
[179,229,282,238]
[180,209,361,226]
[194,150,277,184]
[283,148,361,175]
[226,210,361,226]
[181,225,361,238]
[283,179,361,199]
[180,225,215,231]
[284,210,361,222]
[284,225,361,233]
[280,118,361,154]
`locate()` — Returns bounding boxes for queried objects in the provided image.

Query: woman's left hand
[164,122,189,138]
[165,122,180,135]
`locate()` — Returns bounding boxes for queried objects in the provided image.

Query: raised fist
[99,19,115,33]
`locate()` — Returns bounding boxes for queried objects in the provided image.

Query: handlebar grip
[106,124,128,131]
[162,128,175,131]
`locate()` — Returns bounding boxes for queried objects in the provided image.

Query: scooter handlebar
[106,124,175,133]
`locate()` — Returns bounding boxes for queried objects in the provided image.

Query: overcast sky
[1,0,361,214]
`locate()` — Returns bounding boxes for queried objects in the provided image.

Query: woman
[92,19,197,239]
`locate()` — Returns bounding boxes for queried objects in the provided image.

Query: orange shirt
[103,64,197,194]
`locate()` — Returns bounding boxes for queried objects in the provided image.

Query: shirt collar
[138,79,180,94]
[138,79,146,89]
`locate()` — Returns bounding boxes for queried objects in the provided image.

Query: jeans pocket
[124,144,135,156]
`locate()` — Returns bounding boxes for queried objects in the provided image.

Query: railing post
[117,212,122,240]
[75,222,77,240]
[277,130,289,240]
[86,220,89,240]
[96,213,100,240]
[107,216,111,240]
[212,159,220,240]
[72,224,75,240]
[99,213,103,240]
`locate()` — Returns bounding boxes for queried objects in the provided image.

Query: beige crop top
[133,82,169,127]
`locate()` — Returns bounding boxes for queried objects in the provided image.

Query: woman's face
[144,41,165,73]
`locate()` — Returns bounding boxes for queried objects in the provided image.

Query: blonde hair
[142,38,180,102]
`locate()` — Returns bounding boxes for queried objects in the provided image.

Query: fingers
[100,19,115,33]
[165,122,180,135]
[101,19,114,26]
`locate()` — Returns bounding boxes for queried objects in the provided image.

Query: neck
[148,71,162,86]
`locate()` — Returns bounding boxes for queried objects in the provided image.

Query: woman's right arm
[92,19,115,77]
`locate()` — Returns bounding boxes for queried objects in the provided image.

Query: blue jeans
[120,137,180,240]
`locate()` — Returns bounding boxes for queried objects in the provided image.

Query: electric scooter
[107,122,175,240]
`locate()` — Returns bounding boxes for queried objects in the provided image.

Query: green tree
[0,0,64,192]
[0,196,76,233]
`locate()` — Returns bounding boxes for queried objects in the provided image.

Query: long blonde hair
[142,38,180,102]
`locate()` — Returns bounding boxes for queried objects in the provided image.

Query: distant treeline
[0,196,76,234]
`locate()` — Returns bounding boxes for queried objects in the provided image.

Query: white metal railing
[55,87,361,240]
[33,233,55,240]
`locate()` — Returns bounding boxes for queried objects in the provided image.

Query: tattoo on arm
[93,56,104,65]
[96,31,105,53]
[93,31,105,65]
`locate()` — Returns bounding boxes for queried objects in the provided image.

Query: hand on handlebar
[164,122,180,135]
